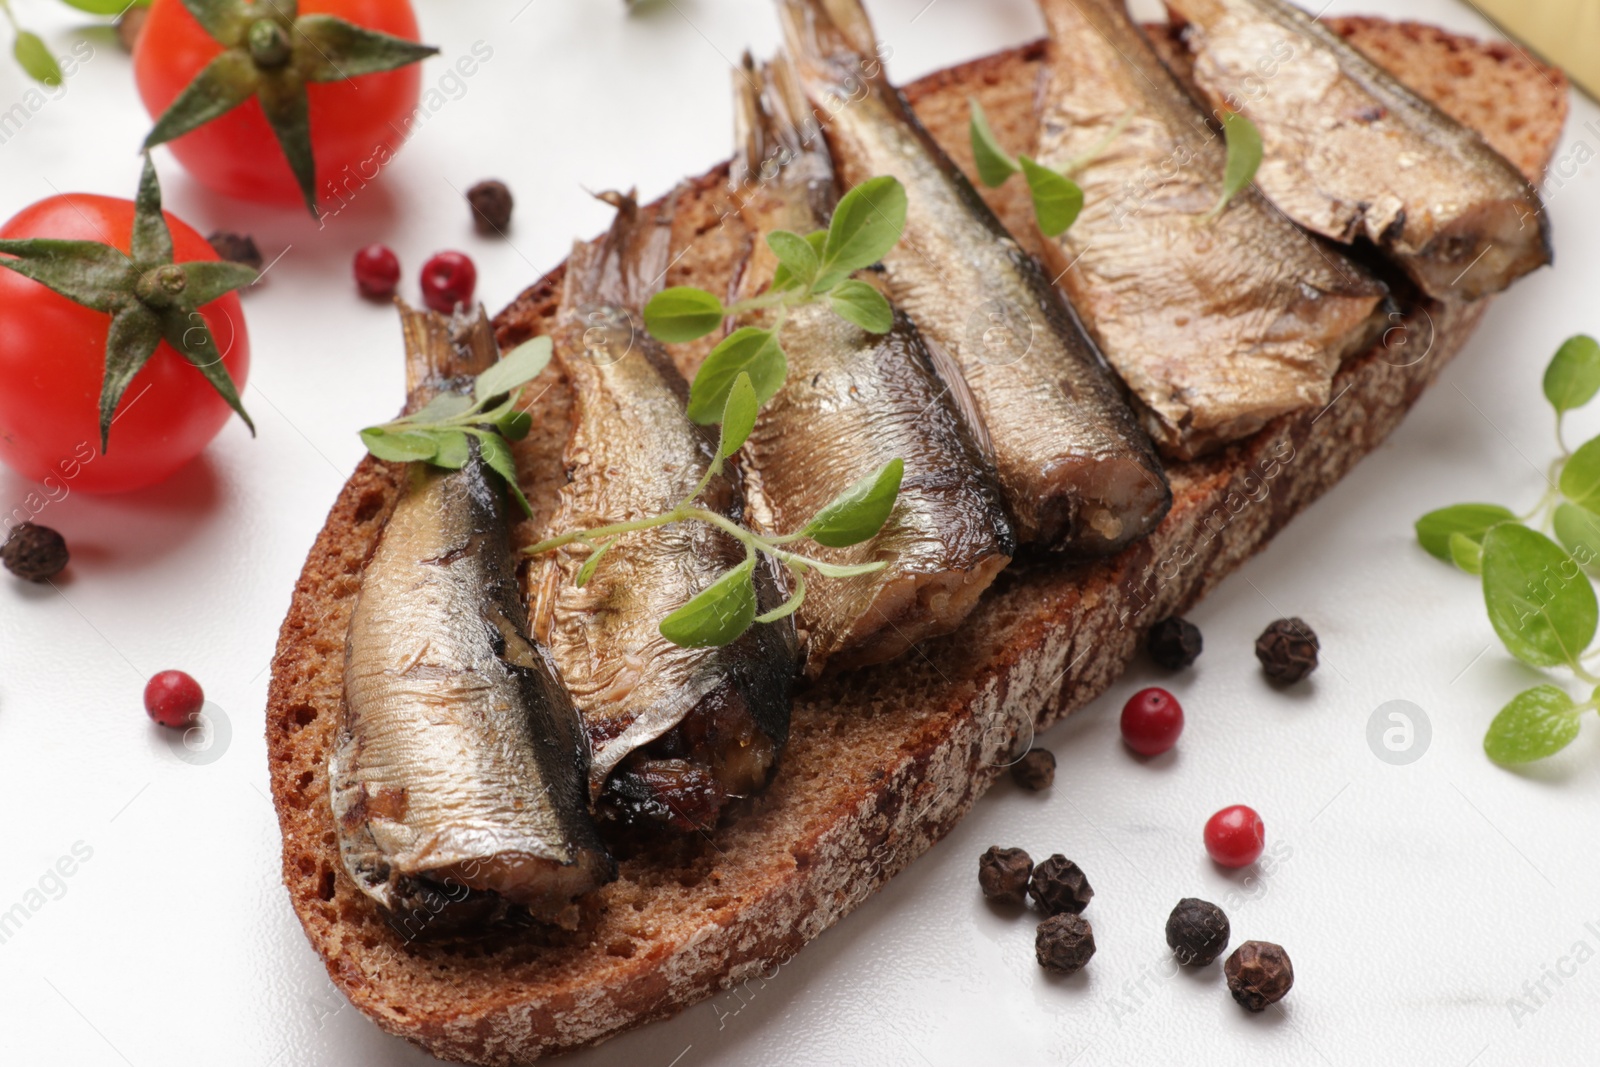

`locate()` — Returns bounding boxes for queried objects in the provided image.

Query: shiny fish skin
[1165,0,1551,301]
[530,192,797,822]
[331,306,612,934]
[1033,0,1389,460]
[730,55,1014,677]
[776,0,1171,555]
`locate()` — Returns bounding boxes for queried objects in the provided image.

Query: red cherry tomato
[0,196,250,494]
[1120,687,1184,756]
[145,669,205,728]
[132,0,424,207]
[1205,805,1265,868]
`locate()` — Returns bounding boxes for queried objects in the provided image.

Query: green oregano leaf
[576,538,617,588]
[1018,156,1084,238]
[475,336,552,402]
[718,373,758,459]
[766,230,819,292]
[1543,335,1600,415]
[643,286,725,343]
[815,176,906,290]
[360,428,439,463]
[1484,685,1583,764]
[686,327,786,425]
[1414,503,1516,561]
[968,97,1020,188]
[827,279,894,334]
[1480,522,1597,669]
[476,430,532,517]
[13,30,62,86]
[659,556,758,648]
[1552,502,1600,573]
[430,430,471,470]
[772,231,827,293]
[1204,111,1261,221]
[1559,433,1600,510]
[802,458,904,548]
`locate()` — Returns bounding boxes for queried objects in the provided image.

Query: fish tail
[732,51,834,193]
[775,0,892,102]
[399,301,499,410]
[562,189,679,315]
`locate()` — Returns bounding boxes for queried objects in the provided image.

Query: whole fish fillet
[331,306,612,935]
[730,54,1015,677]
[530,192,798,836]
[1033,0,1389,459]
[776,0,1171,555]
[1165,0,1551,301]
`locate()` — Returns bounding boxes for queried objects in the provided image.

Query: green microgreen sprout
[359,335,552,518]
[1415,334,1600,765]
[521,175,913,650]
[967,97,1124,237]
[1199,110,1262,222]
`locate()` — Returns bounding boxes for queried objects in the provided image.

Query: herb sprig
[1201,110,1263,222]
[359,336,552,516]
[642,175,907,422]
[1416,334,1600,764]
[968,97,1094,237]
[524,175,914,649]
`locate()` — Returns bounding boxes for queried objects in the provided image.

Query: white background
[1,1,1597,1064]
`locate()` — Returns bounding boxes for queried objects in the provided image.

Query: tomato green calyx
[246,19,292,68]
[142,0,438,217]
[0,156,256,453]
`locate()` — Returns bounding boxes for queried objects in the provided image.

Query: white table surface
[2,1,1598,1064]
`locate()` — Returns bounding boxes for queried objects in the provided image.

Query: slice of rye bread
[265,18,1567,1065]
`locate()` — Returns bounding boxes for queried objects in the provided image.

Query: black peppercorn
[206,232,264,272]
[2,522,69,582]
[1028,854,1093,915]
[977,846,1033,905]
[1035,913,1095,974]
[1147,616,1202,670]
[467,180,515,234]
[1165,897,1230,966]
[1224,940,1293,1011]
[1010,747,1055,791]
[1255,617,1319,683]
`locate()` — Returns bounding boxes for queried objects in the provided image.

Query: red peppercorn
[353,244,401,300]
[1205,804,1265,867]
[144,670,204,729]
[420,250,477,313]
[1120,686,1183,756]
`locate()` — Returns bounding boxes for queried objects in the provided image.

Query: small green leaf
[1543,335,1600,414]
[772,231,827,292]
[687,327,787,425]
[497,409,533,442]
[430,430,470,470]
[1205,111,1262,220]
[718,373,758,459]
[827,280,894,334]
[659,557,758,648]
[802,458,904,548]
[968,97,1020,188]
[576,537,618,587]
[1449,532,1483,575]
[476,430,533,517]
[1552,502,1600,573]
[409,392,474,423]
[816,176,906,290]
[754,570,806,624]
[1484,685,1584,764]
[1018,156,1083,238]
[643,286,725,344]
[1481,522,1597,669]
[476,336,552,402]
[59,0,145,13]
[1559,434,1600,510]
[360,428,439,463]
[801,557,889,579]
[766,230,819,291]
[1414,503,1516,561]
[13,31,62,86]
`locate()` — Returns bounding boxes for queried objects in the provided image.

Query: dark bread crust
[266,20,1566,1065]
